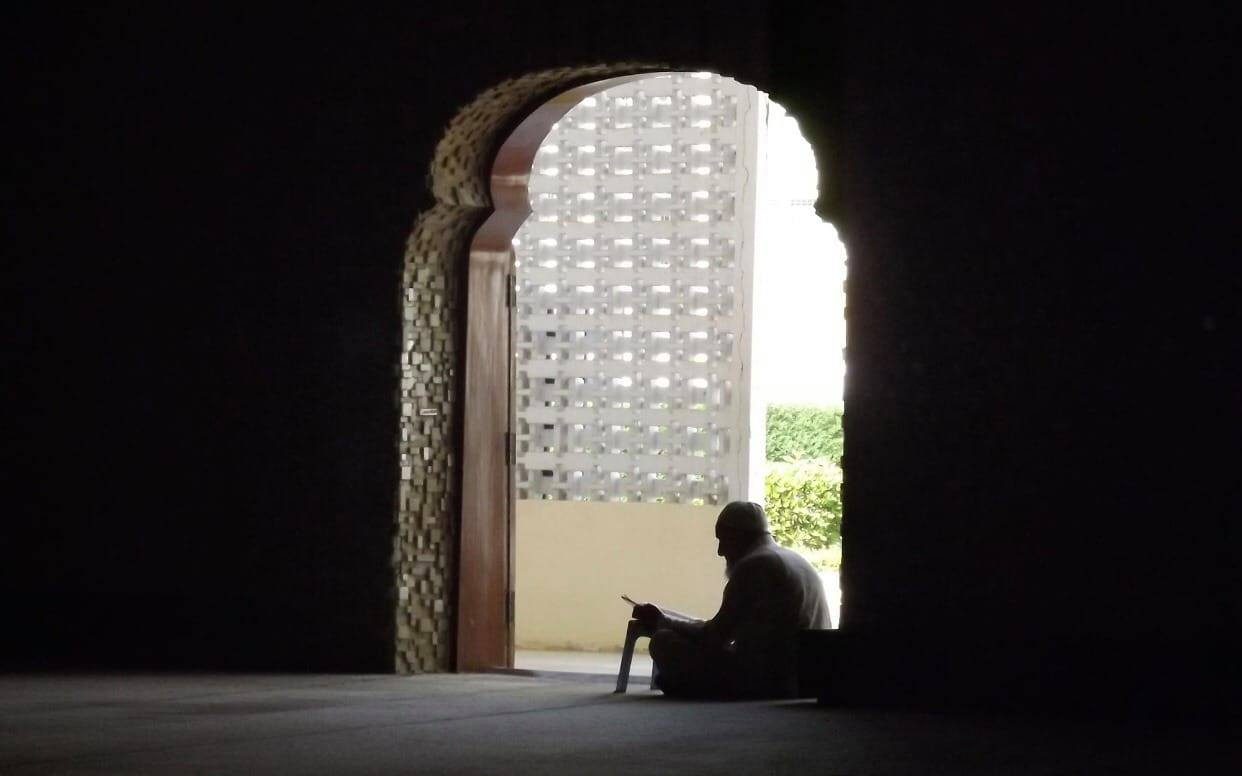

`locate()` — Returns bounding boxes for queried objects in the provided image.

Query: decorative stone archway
[394,62,838,673]
[395,64,663,673]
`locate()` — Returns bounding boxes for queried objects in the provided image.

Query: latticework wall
[513,73,762,506]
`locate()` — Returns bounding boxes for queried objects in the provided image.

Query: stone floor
[2,673,1237,774]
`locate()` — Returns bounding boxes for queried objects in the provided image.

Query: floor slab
[1,673,1237,775]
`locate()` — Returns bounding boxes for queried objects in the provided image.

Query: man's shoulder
[736,542,809,574]
[763,543,822,579]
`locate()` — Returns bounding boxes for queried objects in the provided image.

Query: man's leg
[649,629,732,698]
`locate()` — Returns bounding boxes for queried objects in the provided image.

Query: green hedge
[765,404,843,464]
[764,459,842,550]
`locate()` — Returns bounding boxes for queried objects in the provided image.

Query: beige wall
[515,502,727,651]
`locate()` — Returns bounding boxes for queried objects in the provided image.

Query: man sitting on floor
[631,500,831,699]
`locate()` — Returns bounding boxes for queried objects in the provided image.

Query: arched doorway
[454,71,845,672]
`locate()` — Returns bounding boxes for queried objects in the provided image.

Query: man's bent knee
[649,628,682,663]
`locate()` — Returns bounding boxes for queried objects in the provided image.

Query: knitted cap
[715,501,770,535]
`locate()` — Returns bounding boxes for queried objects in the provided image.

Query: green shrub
[764,459,842,550]
[792,543,842,572]
[765,404,844,464]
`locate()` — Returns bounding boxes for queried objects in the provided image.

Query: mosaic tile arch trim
[396,64,666,673]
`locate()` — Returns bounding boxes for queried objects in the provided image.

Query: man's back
[712,539,831,695]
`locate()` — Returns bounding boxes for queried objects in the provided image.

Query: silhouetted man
[632,501,831,698]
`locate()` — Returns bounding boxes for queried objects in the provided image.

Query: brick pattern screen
[512,73,759,505]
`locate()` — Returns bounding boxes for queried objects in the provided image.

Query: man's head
[715,501,771,574]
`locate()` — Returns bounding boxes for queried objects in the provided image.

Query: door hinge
[505,273,516,308]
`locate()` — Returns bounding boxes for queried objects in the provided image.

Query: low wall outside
[515,502,727,651]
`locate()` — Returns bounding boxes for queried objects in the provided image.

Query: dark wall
[7,6,415,670]
[815,7,1240,710]
[4,3,772,671]
[7,3,1239,705]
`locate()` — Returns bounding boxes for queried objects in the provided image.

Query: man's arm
[660,607,707,637]
[633,562,759,643]
[699,557,773,649]
[631,603,704,634]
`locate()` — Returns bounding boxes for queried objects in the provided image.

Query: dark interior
[7,4,1238,711]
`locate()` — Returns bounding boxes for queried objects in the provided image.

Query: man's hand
[631,602,664,631]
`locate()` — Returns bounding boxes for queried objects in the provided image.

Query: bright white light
[691,95,712,106]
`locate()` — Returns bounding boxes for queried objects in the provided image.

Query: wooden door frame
[456,73,670,671]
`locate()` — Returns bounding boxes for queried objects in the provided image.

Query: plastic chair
[614,619,659,693]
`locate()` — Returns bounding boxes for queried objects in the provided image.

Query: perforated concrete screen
[512,74,762,505]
